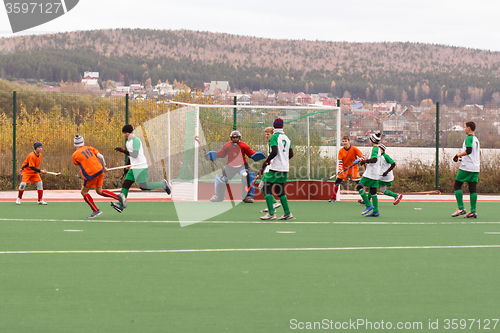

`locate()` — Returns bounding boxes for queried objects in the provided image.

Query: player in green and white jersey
[358,143,402,206]
[111,124,171,213]
[357,132,382,217]
[452,121,480,218]
[259,118,294,220]
[377,144,403,205]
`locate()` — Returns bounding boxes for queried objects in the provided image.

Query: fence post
[233,96,237,130]
[435,102,440,191]
[125,93,129,165]
[125,93,129,124]
[12,91,17,190]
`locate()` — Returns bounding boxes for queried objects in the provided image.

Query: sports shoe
[260,213,276,220]
[16,197,21,205]
[38,200,47,205]
[118,193,127,208]
[88,210,102,219]
[358,199,365,205]
[451,209,466,217]
[243,195,254,203]
[260,202,281,213]
[277,213,294,220]
[365,211,380,217]
[163,179,171,194]
[328,197,336,202]
[464,212,477,218]
[210,195,223,202]
[362,205,374,216]
[393,194,403,205]
[110,202,123,213]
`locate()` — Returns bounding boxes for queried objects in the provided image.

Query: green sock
[455,189,464,210]
[271,196,277,204]
[265,195,275,215]
[359,188,370,206]
[384,190,398,198]
[470,192,477,213]
[367,192,372,201]
[279,195,290,215]
[372,194,379,213]
[146,182,164,190]
[121,188,129,198]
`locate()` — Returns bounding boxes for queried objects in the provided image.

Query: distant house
[340,97,351,106]
[296,92,312,105]
[321,97,338,106]
[373,102,397,115]
[81,71,99,90]
[209,81,230,93]
[236,94,251,105]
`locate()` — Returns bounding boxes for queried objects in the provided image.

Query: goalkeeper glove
[115,147,125,153]
[453,154,459,162]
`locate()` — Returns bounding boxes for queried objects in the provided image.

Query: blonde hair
[265,126,274,134]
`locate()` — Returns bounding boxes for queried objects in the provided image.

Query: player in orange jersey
[72,135,126,218]
[16,141,47,205]
[328,135,365,202]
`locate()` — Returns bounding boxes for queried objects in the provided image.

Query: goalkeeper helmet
[230,130,242,139]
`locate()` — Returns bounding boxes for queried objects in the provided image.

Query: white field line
[0,244,499,255]
[484,232,500,234]
[1,218,500,225]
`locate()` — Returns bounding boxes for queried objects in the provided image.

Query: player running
[260,118,294,220]
[359,143,402,205]
[206,130,265,203]
[328,135,365,202]
[260,126,281,213]
[16,141,47,205]
[72,135,124,219]
[357,132,382,217]
[452,121,480,218]
[112,124,171,213]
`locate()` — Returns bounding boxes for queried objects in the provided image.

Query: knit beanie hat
[273,118,284,128]
[74,134,84,147]
[370,132,381,144]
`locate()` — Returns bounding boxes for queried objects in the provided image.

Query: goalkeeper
[206,130,265,203]
[111,124,171,213]
[328,135,365,202]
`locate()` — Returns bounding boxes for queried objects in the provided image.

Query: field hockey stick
[194,135,208,154]
[113,169,128,188]
[45,171,61,176]
[195,135,217,173]
[107,163,145,171]
[245,170,261,193]
[321,164,356,183]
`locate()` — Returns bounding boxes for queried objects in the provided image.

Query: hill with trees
[1,29,500,104]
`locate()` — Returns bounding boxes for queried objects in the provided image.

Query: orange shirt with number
[337,145,364,180]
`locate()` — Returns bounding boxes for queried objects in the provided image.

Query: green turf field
[1,201,499,332]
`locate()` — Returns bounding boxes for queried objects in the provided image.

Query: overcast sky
[1,0,499,52]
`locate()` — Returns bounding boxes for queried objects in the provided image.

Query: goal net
[134,102,340,225]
